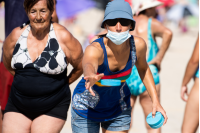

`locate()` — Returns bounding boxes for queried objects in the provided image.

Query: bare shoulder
[133,35,147,51]
[88,41,103,53]
[53,23,73,43]
[151,18,165,28]
[4,26,27,47]
[9,26,26,41]
[133,35,147,59]
[151,18,166,29]
[85,41,103,58]
[151,18,172,35]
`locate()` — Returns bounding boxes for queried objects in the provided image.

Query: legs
[31,115,65,133]
[71,108,100,133]
[71,106,131,133]
[140,84,161,133]
[2,112,32,133]
[3,112,66,133]
[102,128,128,133]
[130,95,137,128]
[101,107,132,133]
[181,78,199,133]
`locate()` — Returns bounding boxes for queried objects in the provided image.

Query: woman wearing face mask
[71,0,167,133]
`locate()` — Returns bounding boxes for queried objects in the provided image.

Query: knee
[146,124,156,132]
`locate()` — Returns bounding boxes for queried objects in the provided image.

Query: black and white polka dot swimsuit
[5,23,71,120]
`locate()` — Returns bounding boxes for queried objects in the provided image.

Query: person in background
[125,0,173,133]
[181,35,199,133]
[2,0,83,132]
[0,1,58,132]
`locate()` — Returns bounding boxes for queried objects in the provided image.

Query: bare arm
[83,45,99,76]
[52,0,58,23]
[64,31,83,85]
[3,27,22,75]
[149,18,173,70]
[82,43,104,96]
[182,36,199,86]
[135,37,159,104]
[134,36,167,124]
[181,36,199,101]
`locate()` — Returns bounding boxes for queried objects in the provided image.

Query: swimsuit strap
[99,37,109,67]
[130,35,137,67]
[92,38,107,72]
[147,18,152,42]
[147,18,159,63]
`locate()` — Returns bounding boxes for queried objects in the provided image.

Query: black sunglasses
[106,18,131,26]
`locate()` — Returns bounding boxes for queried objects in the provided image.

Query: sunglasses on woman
[106,18,131,26]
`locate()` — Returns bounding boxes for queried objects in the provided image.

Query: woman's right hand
[181,85,188,102]
[84,73,104,96]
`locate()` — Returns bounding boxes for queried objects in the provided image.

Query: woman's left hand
[84,73,104,96]
[148,57,161,72]
[152,102,168,125]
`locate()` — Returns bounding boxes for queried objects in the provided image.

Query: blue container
[146,112,164,129]
[101,79,121,86]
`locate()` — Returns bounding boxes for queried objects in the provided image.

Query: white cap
[132,0,163,15]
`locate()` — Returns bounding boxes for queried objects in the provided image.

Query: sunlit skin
[84,19,167,133]
[128,8,172,133]
[89,11,171,133]
[28,0,52,33]
[2,0,83,132]
[181,36,199,133]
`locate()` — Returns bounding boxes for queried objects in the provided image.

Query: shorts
[4,91,71,120]
[126,64,160,96]
[71,107,132,133]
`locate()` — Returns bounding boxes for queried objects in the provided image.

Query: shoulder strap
[93,37,107,58]
[148,18,152,37]
[148,18,152,30]
[93,37,108,73]
[130,35,137,67]
[130,35,136,53]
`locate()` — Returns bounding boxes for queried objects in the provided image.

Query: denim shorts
[71,107,132,133]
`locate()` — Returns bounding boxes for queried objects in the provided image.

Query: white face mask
[106,28,131,45]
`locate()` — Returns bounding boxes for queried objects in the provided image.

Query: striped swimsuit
[72,36,137,122]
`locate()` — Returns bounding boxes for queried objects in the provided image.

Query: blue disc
[101,79,121,86]
[146,112,164,129]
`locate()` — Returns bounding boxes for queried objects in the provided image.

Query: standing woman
[181,35,199,133]
[71,0,167,133]
[2,0,83,132]
[126,1,173,132]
